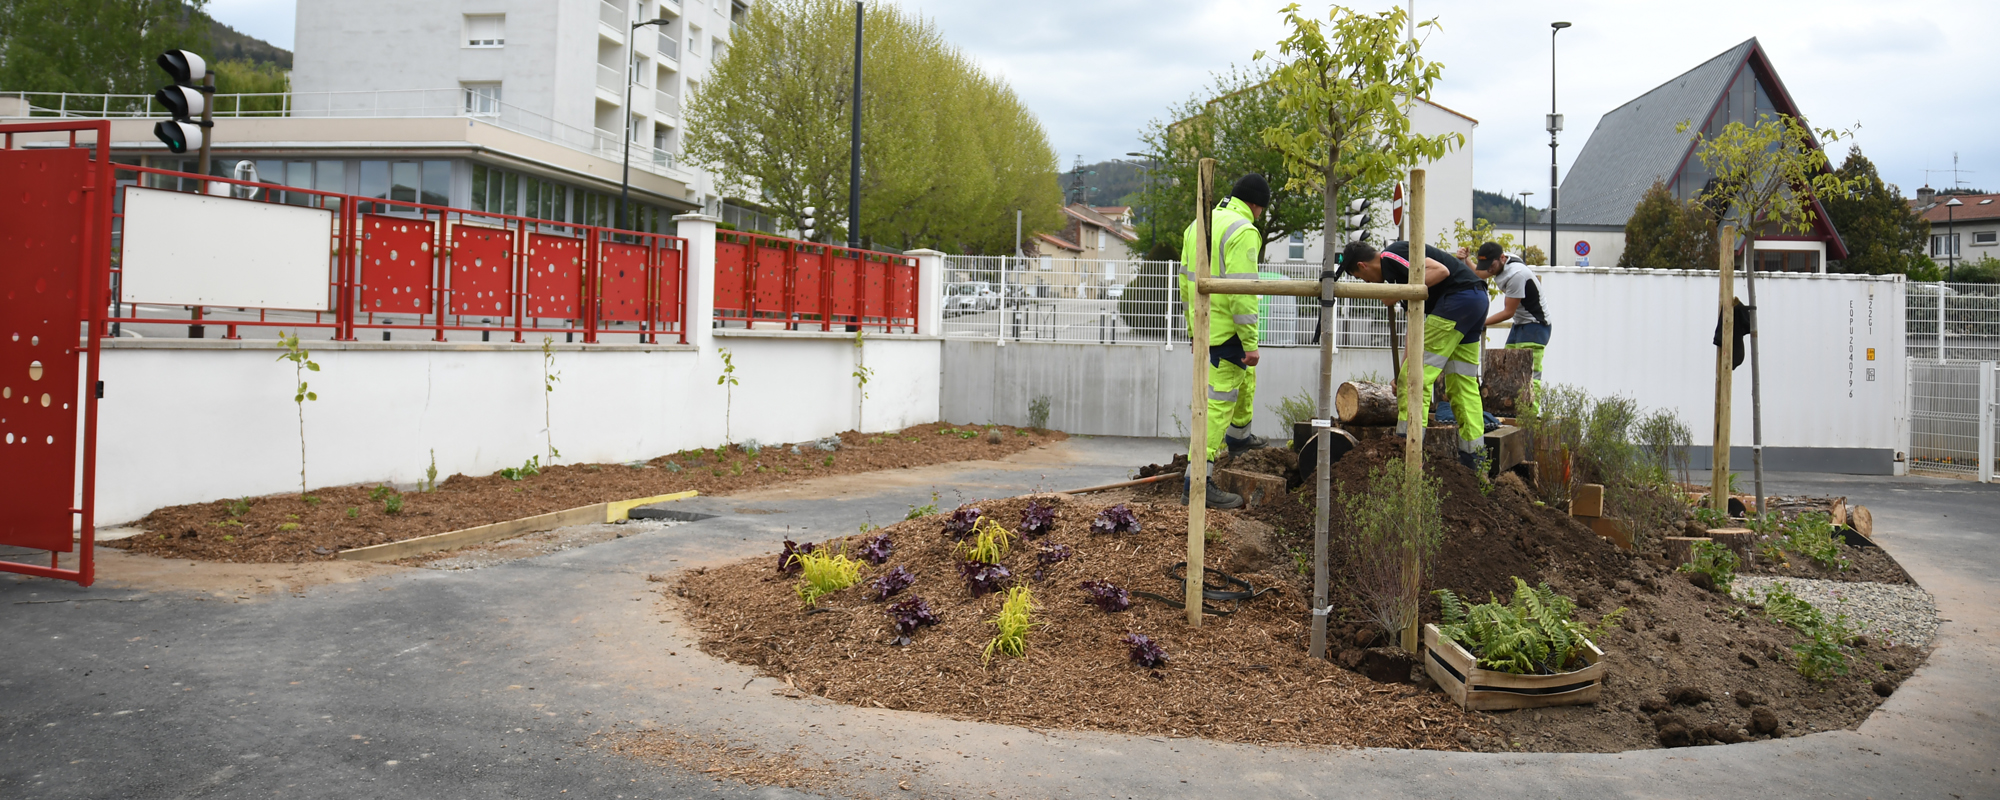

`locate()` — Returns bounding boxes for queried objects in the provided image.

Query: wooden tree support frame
[1182,161,1427,645]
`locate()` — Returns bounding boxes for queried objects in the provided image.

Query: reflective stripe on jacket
[1177,197,1261,350]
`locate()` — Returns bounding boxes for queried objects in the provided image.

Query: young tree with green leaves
[1617,180,1718,271]
[0,0,211,97]
[685,0,1059,253]
[1686,112,1857,519]
[1822,146,1930,276]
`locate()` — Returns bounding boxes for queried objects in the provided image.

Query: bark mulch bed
[675,494,1494,751]
[109,423,1064,563]
[1217,431,1926,753]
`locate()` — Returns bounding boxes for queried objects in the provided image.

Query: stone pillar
[674,213,719,350]
[904,248,946,335]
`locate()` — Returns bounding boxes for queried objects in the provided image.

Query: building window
[1932,233,1961,258]
[463,83,502,116]
[688,25,702,55]
[1288,231,1305,261]
[465,15,505,47]
[1975,231,1997,246]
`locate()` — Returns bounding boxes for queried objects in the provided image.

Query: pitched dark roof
[1557,39,1757,226]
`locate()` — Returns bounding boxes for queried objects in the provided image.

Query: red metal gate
[0,121,109,587]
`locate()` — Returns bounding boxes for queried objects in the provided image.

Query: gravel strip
[1734,576,1939,649]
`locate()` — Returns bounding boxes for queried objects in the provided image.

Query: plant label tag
[1311,418,1332,428]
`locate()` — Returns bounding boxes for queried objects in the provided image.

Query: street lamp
[619,15,675,233]
[1122,152,1158,253]
[1549,21,1570,265]
[1518,191,1534,259]
[1946,196,1964,279]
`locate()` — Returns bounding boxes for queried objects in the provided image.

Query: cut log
[1572,483,1606,518]
[1851,505,1873,538]
[1481,348,1534,416]
[1590,517,1634,551]
[1664,536,1709,566]
[1336,381,1399,426]
[1289,426,1358,490]
[1483,425,1530,477]
[1706,527,1756,563]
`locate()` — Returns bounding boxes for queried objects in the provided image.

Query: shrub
[1090,504,1141,535]
[1345,458,1445,641]
[1268,389,1317,433]
[1080,579,1130,612]
[1518,386,1692,545]
[983,586,1038,664]
[871,565,915,600]
[1782,512,1848,571]
[383,493,405,515]
[1677,539,1739,590]
[1019,501,1057,537]
[1028,396,1052,431]
[1434,578,1626,675]
[499,457,541,481]
[1124,632,1168,668]
[793,545,862,607]
[886,596,939,645]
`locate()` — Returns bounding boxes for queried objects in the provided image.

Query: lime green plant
[277,331,320,495]
[793,545,862,606]
[1434,578,1626,675]
[422,449,438,493]
[983,586,1039,664]
[958,517,1014,564]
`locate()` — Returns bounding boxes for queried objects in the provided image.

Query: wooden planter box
[1423,624,1606,711]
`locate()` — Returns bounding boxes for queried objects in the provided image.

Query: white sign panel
[121,187,335,311]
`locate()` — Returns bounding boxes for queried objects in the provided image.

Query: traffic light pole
[189,69,214,340]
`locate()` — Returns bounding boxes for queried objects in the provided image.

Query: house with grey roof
[1538,38,1847,271]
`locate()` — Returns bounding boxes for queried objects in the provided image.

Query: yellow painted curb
[336,490,701,563]
[605,490,699,523]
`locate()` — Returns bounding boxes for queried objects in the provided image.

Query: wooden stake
[1712,224,1736,513]
[1186,158,1215,628]
[1401,168,1427,654]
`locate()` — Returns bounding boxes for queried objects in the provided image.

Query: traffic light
[1344,197,1372,243]
[800,206,817,241]
[152,50,212,155]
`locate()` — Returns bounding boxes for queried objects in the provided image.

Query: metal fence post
[1981,361,1996,483]
[1938,280,1947,360]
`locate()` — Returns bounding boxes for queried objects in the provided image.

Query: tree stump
[1335,381,1399,426]
[1706,527,1756,563]
[1851,505,1873,538]
[1481,348,1534,416]
[1664,536,1708,566]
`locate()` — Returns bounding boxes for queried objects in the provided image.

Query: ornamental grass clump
[793,545,862,607]
[983,586,1039,664]
[1091,504,1141,535]
[1020,501,1057,537]
[871,565,915,600]
[943,506,983,539]
[1434,577,1626,675]
[1124,633,1168,668]
[957,517,1014,564]
[886,596,939,646]
[1079,579,1130,612]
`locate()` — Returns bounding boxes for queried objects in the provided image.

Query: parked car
[946,282,998,315]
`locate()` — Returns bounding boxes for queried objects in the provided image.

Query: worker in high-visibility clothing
[1339,239,1489,470]
[1177,173,1274,509]
[1472,242,1551,415]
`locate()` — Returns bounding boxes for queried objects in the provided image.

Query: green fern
[1432,577,1624,675]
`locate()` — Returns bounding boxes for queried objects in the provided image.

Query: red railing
[713,229,919,332]
[107,165,688,344]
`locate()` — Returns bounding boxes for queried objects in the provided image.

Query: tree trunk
[1336,381,1399,426]
[1481,348,1534,416]
[1664,536,1708,566]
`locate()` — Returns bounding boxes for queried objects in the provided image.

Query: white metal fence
[1906,282,2000,361]
[938,255,1395,348]
[1908,359,1999,481]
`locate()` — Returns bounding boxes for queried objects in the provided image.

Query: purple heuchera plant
[777,539,816,574]
[959,561,1012,597]
[1091,504,1141,535]
[857,533,894,565]
[1019,501,1057,537]
[1036,542,1073,566]
[1080,579,1131,612]
[943,507,983,539]
[1124,632,1168,668]
[871,565,915,600]
[886,596,939,645]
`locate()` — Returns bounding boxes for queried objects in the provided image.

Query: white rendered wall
[91,334,940,526]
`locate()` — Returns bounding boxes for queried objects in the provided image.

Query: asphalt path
[4,439,1996,799]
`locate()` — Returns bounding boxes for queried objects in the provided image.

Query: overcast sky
[213,0,1999,201]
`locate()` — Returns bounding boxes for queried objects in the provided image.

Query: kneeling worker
[1339,239,1488,469]
[1177,173,1274,509]
[1472,242,1550,415]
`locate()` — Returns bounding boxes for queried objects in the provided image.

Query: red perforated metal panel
[713,236,748,316]
[526,234,582,319]
[658,243,684,325]
[750,239,788,313]
[0,147,89,553]
[792,247,826,324]
[861,258,887,319]
[828,252,859,317]
[449,224,513,318]
[360,214,436,315]
[886,261,917,322]
[599,241,650,322]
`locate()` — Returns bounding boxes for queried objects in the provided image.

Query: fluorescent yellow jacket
[1178,197,1261,350]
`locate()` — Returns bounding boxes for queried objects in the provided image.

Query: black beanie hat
[1230,174,1271,208]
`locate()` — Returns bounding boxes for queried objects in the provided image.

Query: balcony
[599,0,625,30]
[655,90,679,120]
[657,33,679,61]
[597,64,623,95]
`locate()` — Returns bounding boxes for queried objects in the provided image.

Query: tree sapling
[276,332,319,495]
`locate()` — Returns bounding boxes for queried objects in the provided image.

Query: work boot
[1225,433,1273,454]
[1181,474,1245,510]
[1457,449,1486,473]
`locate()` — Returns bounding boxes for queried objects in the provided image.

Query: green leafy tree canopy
[1823,146,1930,275]
[0,0,212,97]
[1684,113,1857,263]
[1618,180,1719,271]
